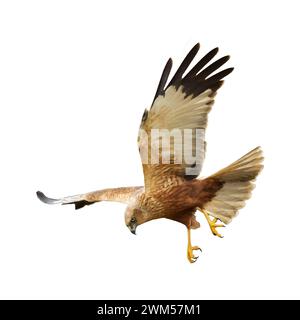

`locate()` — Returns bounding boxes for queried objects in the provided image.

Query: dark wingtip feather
[152,44,234,104]
[206,68,234,84]
[194,42,200,51]
[36,191,61,204]
[196,55,231,80]
[61,200,95,210]
[152,58,173,106]
[185,47,219,79]
[167,57,173,66]
[168,43,200,87]
[74,200,95,210]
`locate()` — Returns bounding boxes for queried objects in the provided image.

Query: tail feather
[203,146,263,224]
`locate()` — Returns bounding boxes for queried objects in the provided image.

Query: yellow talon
[200,209,225,238]
[187,228,201,263]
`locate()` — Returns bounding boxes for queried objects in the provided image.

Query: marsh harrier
[37,43,263,262]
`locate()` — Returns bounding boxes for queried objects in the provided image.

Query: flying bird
[37,43,263,263]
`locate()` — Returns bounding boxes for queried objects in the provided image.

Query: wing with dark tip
[168,43,200,87]
[139,43,234,192]
[36,187,143,210]
[36,191,64,204]
[152,58,173,105]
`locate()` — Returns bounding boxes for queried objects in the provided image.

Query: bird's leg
[200,208,225,238]
[187,227,201,263]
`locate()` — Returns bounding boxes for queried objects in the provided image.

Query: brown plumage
[37,43,263,263]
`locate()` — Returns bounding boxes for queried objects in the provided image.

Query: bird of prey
[37,43,263,263]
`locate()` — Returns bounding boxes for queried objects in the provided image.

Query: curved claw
[189,254,199,263]
[187,252,198,263]
[192,246,202,252]
[186,227,202,263]
[200,209,225,238]
[210,218,225,238]
[187,245,202,263]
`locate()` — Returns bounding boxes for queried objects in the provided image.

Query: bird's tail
[202,146,264,224]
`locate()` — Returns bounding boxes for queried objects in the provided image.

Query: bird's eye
[131,218,136,223]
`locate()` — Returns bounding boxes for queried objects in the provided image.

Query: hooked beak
[128,223,137,235]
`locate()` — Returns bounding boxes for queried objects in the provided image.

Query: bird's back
[140,178,222,218]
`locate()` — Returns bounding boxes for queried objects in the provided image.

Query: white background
[0,0,299,299]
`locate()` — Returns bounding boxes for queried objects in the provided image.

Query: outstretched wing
[37,186,143,210]
[139,43,233,192]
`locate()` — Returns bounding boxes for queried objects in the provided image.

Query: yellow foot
[201,209,225,238]
[187,227,202,263]
[187,245,202,263]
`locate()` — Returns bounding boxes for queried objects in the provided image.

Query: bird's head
[124,206,147,235]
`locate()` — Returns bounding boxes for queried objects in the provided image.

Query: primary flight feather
[37,43,263,263]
